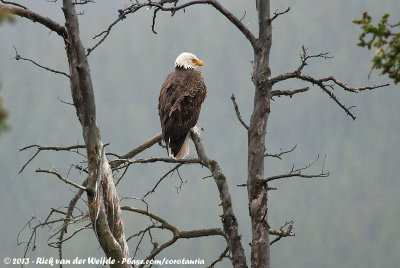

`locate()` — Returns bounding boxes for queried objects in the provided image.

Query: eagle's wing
[158,69,207,153]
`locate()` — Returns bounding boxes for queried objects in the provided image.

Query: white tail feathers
[168,133,190,159]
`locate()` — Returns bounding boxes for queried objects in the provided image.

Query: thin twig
[264,154,329,183]
[207,245,230,268]
[231,94,249,129]
[143,163,183,199]
[49,223,90,246]
[269,46,389,119]
[19,144,85,173]
[36,169,88,191]
[269,6,290,22]
[269,221,295,245]
[13,46,70,78]
[88,0,257,55]
[264,145,297,159]
[1,0,27,9]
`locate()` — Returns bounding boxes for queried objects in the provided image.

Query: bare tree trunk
[62,1,130,266]
[248,1,272,267]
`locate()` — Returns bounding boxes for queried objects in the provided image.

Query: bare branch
[73,0,94,5]
[190,129,248,268]
[140,237,178,268]
[122,206,224,237]
[320,76,390,93]
[0,5,67,38]
[269,221,295,245]
[19,143,85,173]
[179,228,225,238]
[151,7,160,34]
[231,94,249,130]
[143,163,183,199]
[122,206,179,233]
[174,167,187,193]
[86,9,127,55]
[264,155,329,183]
[265,172,328,182]
[36,169,88,191]
[264,144,297,159]
[17,217,39,260]
[109,133,162,168]
[123,205,225,267]
[49,223,90,246]
[88,0,257,55]
[269,6,290,22]
[112,157,202,172]
[1,0,27,9]
[298,46,333,73]
[239,10,246,22]
[269,47,389,119]
[271,87,310,97]
[207,245,230,268]
[12,46,70,78]
[114,164,129,186]
[126,224,159,242]
[20,144,85,152]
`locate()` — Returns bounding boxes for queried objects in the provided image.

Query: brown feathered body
[158,67,207,159]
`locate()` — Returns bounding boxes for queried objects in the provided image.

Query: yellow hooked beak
[193,59,204,67]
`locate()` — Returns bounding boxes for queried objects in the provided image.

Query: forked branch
[269,47,389,119]
[19,143,85,173]
[88,0,257,55]
[109,133,162,169]
[122,206,225,267]
[264,145,297,159]
[269,6,290,23]
[264,155,329,183]
[269,221,295,245]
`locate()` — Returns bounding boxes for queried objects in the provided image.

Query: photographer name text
[4,256,205,266]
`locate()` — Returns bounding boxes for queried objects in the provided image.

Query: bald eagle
[158,52,207,159]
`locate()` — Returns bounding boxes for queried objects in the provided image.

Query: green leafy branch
[0,6,15,134]
[0,86,7,135]
[353,12,400,83]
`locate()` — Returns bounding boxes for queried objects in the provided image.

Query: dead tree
[1,1,388,268]
[1,1,130,267]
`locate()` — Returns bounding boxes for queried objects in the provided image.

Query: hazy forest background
[1,0,399,267]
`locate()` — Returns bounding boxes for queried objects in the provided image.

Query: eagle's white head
[175,52,204,69]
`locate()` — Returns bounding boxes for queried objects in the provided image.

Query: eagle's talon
[191,125,202,136]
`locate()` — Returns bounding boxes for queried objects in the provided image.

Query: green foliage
[0,8,13,134]
[0,95,7,135]
[353,12,400,83]
[0,7,16,24]
[0,81,7,134]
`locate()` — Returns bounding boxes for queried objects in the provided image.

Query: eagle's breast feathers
[158,53,207,159]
